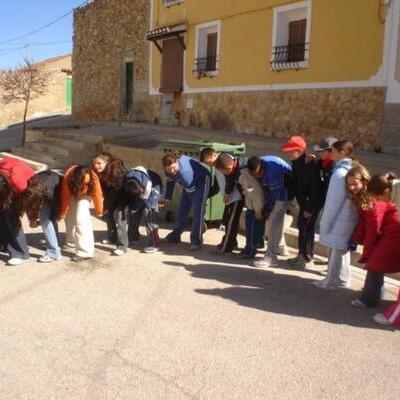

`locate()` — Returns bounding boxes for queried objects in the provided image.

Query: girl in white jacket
[313,140,358,289]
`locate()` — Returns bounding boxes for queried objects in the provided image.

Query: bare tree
[0,57,49,145]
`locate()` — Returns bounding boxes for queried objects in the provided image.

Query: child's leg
[3,204,29,260]
[190,175,210,246]
[128,208,142,243]
[359,271,384,307]
[325,248,351,287]
[384,290,400,326]
[219,199,243,252]
[104,212,117,243]
[144,208,160,248]
[167,190,192,243]
[298,210,319,262]
[74,197,95,258]
[264,201,287,263]
[244,209,254,256]
[114,209,128,252]
[64,200,76,246]
[40,202,61,259]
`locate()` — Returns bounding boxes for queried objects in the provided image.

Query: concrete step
[26,142,71,158]
[27,129,102,144]
[0,152,48,171]
[39,136,96,151]
[11,147,65,168]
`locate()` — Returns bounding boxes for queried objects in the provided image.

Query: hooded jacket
[319,158,358,250]
[0,157,35,195]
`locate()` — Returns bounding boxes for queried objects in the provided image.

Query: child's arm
[58,166,74,220]
[319,173,346,234]
[91,172,104,217]
[359,206,384,262]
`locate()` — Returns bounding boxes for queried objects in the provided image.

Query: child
[91,153,124,245]
[19,170,62,263]
[312,137,338,200]
[0,157,35,266]
[313,140,358,289]
[214,153,247,253]
[58,165,104,262]
[348,171,400,308]
[162,153,211,250]
[121,166,163,254]
[247,155,292,268]
[238,168,265,258]
[281,136,324,268]
[98,158,127,254]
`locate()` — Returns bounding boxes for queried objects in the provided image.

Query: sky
[0,0,87,69]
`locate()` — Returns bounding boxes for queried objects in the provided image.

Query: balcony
[163,0,184,7]
[270,43,309,72]
[193,56,218,78]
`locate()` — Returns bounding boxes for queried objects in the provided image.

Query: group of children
[0,135,399,328]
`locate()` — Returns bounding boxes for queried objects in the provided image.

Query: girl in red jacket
[347,168,400,308]
[0,157,35,266]
[367,173,400,326]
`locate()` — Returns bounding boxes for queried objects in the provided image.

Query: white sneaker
[7,258,29,266]
[373,313,392,326]
[312,280,336,290]
[39,254,62,263]
[351,299,368,309]
[102,239,113,244]
[113,249,125,256]
[253,258,279,268]
[144,246,159,254]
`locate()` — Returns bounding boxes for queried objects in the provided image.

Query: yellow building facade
[147,0,400,152]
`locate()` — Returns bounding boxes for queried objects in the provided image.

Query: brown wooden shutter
[287,19,306,62]
[160,37,184,93]
[206,32,218,71]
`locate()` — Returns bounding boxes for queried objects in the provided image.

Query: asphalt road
[0,216,399,400]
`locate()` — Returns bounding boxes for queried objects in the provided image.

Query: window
[164,0,184,7]
[270,1,311,71]
[194,21,221,78]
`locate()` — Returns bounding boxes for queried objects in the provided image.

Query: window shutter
[160,38,184,93]
[206,32,218,71]
[288,19,306,62]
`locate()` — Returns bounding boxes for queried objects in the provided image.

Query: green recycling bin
[163,139,246,222]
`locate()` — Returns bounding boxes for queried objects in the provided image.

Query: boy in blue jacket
[247,155,292,267]
[162,153,211,250]
[120,166,163,254]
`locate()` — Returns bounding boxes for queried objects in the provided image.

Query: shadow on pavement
[163,260,395,331]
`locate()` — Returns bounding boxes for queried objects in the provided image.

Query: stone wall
[0,55,71,129]
[73,0,159,124]
[179,87,387,151]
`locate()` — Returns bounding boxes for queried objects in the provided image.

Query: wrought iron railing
[164,0,184,7]
[193,56,218,77]
[270,43,309,71]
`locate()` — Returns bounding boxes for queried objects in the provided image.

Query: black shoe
[72,255,92,262]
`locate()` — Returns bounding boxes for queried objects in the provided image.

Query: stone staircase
[11,129,100,169]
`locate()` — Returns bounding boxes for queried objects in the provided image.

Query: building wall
[0,55,71,129]
[73,0,392,152]
[150,0,385,90]
[73,0,159,123]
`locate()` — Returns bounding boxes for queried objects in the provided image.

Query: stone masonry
[73,0,159,124]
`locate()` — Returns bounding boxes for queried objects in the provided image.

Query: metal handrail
[270,43,309,72]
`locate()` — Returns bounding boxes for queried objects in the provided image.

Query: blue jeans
[40,202,61,258]
[167,176,210,246]
[244,209,265,257]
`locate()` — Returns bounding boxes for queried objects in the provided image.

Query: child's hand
[305,154,317,164]
[303,211,313,218]
[223,195,230,204]
[255,211,263,220]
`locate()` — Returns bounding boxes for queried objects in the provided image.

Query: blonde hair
[346,164,372,210]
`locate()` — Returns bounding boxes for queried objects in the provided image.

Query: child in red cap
[281,136,324,268]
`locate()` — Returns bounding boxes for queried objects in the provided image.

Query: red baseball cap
[281,136,306,152]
